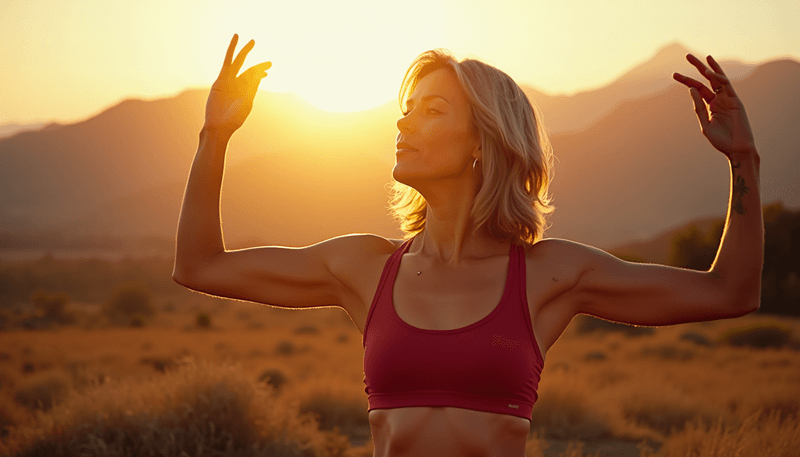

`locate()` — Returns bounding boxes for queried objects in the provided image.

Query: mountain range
[1,42,798,259]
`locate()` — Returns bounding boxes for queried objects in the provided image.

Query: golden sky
[1,0,798,123]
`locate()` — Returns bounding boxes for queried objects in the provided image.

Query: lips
[396,141,418,152]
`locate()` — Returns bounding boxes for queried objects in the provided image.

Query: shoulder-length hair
[390,49,556,247]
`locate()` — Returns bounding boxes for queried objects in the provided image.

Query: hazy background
[2,4,800,455]
[2,0,799,122]
[1,0,799,255]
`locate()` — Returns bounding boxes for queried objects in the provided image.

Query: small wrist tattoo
[731,161,749,215]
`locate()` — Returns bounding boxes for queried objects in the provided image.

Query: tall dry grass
[1,308,798,457]
[645,410,800,457]
[1,360,351,457]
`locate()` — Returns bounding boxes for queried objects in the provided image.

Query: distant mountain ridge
[1,45,798,254]
[523,42,758,134]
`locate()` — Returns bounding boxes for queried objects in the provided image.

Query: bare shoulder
[322,233,403,267]
[323,234,404,333]
[521,237,597,352]
[523,237,594,282]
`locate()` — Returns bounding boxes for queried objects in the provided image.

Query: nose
[397,112,414,134]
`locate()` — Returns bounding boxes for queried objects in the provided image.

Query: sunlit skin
[672,54,757,161]
[394,68,492,261]
[174,35,762,456]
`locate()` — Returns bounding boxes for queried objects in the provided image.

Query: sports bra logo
[491,335,520,353]
[508,404,520,409]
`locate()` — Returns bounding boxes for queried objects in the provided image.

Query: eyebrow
[406,94,450,107]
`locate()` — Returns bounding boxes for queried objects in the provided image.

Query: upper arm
[561,240,756,326]
[173,233,394,310]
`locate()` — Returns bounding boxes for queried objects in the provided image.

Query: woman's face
[393,67,479,189]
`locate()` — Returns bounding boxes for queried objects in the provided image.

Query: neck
[411,182,506,265]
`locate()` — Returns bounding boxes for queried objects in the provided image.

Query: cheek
[422,119,474,157]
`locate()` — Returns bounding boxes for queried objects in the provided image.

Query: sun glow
[205,0,449,113]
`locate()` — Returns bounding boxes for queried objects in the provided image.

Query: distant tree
[30,290,70,323]
[668,220,724,271]
[103,282,156,325]
[669,201,800,316]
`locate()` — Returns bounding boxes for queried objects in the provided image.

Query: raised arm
[172,35,389,311]
[173,34,270,276]
[558,54,763,327]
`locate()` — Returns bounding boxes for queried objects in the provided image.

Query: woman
[173,34,763,457]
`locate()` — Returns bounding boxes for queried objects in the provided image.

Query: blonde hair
[390,49,555,246]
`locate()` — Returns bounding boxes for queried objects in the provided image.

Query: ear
[472,139,482,161]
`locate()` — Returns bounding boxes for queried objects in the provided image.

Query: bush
[719,322,793,349]
[276,340,296,356]
[258,368,288,392]
[13,370,72,412]
[298,384,371,446]
[196,313,211,329]
[4,361,351,457]
[655,410,800,457]
[0,393,33,438]
[102,282,156,325]
[30,290,73,325]
[294,324,320,335]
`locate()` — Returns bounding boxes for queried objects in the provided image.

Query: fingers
[686,53,733,95]
[673,72,715,103]
[704,57,735,97]
[706,55,726,76]
[689,87,710,132]
[230,39,255,77]
[686,54,710,77]
[218,34,239,79]
[239,63,272,99]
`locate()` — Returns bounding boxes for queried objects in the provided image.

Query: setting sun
[196,0,450,113]
[1,0,797,122]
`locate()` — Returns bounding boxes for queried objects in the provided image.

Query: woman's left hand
[673,54,757,160]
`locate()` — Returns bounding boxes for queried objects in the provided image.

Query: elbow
[172,261,202,290]
[743,298,761,314]
[729,295,760,318]
[172,265,192,289]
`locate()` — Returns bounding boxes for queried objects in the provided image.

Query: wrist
[728,147,759,164]
[200,125,234,143]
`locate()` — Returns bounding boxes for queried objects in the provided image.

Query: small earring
[473,158,480,172]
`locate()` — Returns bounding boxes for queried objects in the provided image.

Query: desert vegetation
[0,301,798,457]
[1,205,799,456]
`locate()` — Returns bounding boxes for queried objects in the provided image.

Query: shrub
[718,322,793,349]
[640,344,695,361]
[0,393,33,438]
[294,324,320,335]
[4,361,351,457]
[13,370,72,412]
[276,340,296,355]
[678,331,712,347]
[619,384,732,437]
[297,384,370,446]
[530,376,612,440]
[102,282,156,325]
[258,368,288,392]
[196,313,211,329]
[30,290,73,325]
[653,410,800,457]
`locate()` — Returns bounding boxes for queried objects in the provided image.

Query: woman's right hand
[204,34,272,134]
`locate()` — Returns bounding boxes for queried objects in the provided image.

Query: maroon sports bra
[362,238,544,420]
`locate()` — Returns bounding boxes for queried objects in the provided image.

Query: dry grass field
[1,300,799,457]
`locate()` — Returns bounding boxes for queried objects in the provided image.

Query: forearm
[709,152,764,309]
[174,128,234,276]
